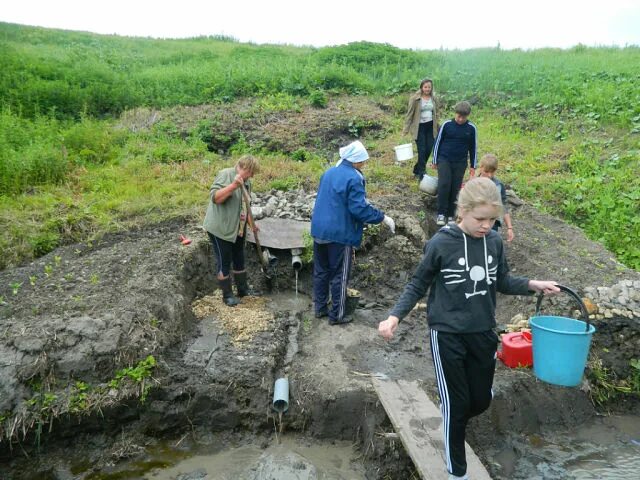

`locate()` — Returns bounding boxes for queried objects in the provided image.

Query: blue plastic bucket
[529,285,596,387]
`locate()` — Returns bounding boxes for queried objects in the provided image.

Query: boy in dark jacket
[311,141,395,325]
[378,178,559,480]
[432,101,477,226]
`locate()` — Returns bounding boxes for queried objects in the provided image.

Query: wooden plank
[372,377,492,480]
[246,218,310,250]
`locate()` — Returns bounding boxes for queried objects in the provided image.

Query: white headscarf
[336,140,369,166]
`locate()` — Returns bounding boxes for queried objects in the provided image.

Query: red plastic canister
[497,331,533,368]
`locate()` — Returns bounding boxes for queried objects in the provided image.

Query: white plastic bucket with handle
[394,143,414,162]
[419,174,438,195]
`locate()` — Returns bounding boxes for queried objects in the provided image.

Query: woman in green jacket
[203,155,260,306]
[403,78,440,181]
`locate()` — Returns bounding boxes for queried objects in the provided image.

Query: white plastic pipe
[291,248,303,271]
[272,377,289,413]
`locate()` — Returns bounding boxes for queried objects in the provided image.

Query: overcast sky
[2,0,640,50]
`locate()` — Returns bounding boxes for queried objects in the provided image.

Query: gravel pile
[584,280,640,320]
[250,188,316,221]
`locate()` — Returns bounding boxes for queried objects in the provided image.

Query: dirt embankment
[0,221,212,435]
[119,96,394,158]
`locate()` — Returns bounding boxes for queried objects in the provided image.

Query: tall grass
[477,110,639,268]
[0,109,125,195]
[0,22,638,269]
[3,23,638,127]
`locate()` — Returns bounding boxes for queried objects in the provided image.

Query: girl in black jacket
[378,178,559,480]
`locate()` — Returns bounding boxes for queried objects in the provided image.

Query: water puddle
[148,436,364,479]
[494,414,640,479]
[86,436,365,480]
[563,414,640,479]
[267,288,309,313]
[567,444,640,479]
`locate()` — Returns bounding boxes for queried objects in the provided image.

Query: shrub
[291,148,311,162]
[269,175,300,191]
[309,90,328,108]
[0,143,69,195]
[63,118,123,165]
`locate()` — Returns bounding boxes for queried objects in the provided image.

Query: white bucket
[419,174,438,195]
[394,143,414,162]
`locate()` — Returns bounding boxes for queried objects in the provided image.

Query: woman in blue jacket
[311,141,395,325]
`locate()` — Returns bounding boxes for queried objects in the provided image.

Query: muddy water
[81,436,365,479]
[144,436,365,480]
[493,414,640,479]
[563,414,640,479]
[269,288,308,311]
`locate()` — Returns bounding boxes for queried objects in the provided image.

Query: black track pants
[436,162,467,217]
[430,329,498,477]
[312,241,353,322]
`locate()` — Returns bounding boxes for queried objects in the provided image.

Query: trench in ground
[2,240,640,479]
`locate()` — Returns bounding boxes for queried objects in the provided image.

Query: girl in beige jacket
[403,78,440,180]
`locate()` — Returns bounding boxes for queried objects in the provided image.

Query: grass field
[0,22,638,270]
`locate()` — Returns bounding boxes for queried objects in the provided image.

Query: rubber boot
[219,277,239,306]
[234,271,260,297]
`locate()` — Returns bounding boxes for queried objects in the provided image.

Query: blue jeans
[312,241,353,321]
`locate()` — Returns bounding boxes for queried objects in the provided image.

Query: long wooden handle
[240,184,269,270]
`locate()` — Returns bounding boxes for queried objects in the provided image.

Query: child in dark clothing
[432,101,477,226]
[478,153,514,243]
[378,177,559,480]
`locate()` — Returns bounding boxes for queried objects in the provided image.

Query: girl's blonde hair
[479,153,498,173]
[456,177,504,218]
[236,154,260,175]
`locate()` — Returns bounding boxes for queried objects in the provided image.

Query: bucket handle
[535,284,590,332]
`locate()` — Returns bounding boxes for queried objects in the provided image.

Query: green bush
[63,117,124,165]
[148,138,209,164]
[0,142,69,195]
[309,90,328,108]
[191,119,216,145]
[30,231,61,257]
[270,175,300,191]
[291,148,311,162]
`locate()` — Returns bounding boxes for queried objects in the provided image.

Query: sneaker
[315,310,328,319]
[447,216,455,224]
[436,214,446,226]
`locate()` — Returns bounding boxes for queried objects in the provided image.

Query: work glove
[383,215,396,234]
